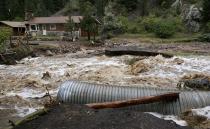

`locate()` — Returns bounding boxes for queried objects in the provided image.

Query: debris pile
[59,43,81,53]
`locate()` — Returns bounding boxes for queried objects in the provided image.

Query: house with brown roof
[0,21,26,36]
[25,16,83,37]
[0,13,100,38]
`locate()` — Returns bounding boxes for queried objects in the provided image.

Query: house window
[50,24,56,31]
[31,25,37,31]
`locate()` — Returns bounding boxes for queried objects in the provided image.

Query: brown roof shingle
[0,21,26,28]
[29,16,83,24]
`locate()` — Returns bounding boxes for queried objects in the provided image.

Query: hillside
[0,0,202,21]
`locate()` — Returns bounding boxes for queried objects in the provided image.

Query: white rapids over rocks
[0,53,210,128]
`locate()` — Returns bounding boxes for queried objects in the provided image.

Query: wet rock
[182,5,201,32]
[31,52,39,58]
[65,72,70,77]
[67,64,75,68]
[0,53,17,65]
[172,58,184,65]
[177,74,210,90]
[42,72,51,80]
[45,50,54,56]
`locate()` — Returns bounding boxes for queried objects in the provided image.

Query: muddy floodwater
[1,51,210,128]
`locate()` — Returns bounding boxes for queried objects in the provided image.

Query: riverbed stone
[177,74,210,90]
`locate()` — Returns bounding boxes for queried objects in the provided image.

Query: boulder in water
[46,50,54,56]
[177,74,210,90]
[172,58,184,65]
[42,71,51,80]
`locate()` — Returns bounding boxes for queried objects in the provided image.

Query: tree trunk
[88,31,91,41]
[86,92,179,109]
[93,32,96,41]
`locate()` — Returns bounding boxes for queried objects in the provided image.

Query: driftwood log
[105,47,173,58]
[86,92,179,109]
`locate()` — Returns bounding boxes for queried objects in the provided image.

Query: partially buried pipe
[57,80,210,115]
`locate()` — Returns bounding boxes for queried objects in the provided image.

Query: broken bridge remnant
[105,46,173,58]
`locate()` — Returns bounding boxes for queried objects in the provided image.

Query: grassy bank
[115,33,201,43]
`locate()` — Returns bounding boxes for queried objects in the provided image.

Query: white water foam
[148,112,188,126]
[192,106,210,119]
[6,88,59,99]
[14,106,43,117]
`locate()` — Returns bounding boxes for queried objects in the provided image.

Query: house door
[42,25,47,36]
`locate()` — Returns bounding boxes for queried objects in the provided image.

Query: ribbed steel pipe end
[57,80,210,115]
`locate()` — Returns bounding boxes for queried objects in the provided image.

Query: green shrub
[154,20,176,38]
[205,22,210,32]
[101,15,126,39]
[141,16,161,32]
[171,16,185,32]
[117,16,129,32]
[0,27,12,53]
[128,23,144,34]
[128,25,138,33]
[198,33,210,42]
[141,16,182,38]
[106,32,115,39]
[12,45,32,60]
[117,16,144,34]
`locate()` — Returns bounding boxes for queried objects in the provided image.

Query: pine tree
[95,0,109,18]
[0,0,7,20]
[80,1,97,40]
[202,0,210,24]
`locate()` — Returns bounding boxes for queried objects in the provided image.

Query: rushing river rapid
[1,52,210,128]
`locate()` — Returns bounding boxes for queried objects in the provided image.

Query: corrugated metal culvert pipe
[57,80,210,115]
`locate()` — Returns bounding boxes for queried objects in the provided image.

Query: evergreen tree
[95,0,109,18]
[35,0,48,16]
[137,0,148,16]
[116,0,138,12]
[80,1,97,40]
[0,0,7,20]
[202,0,210,24]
